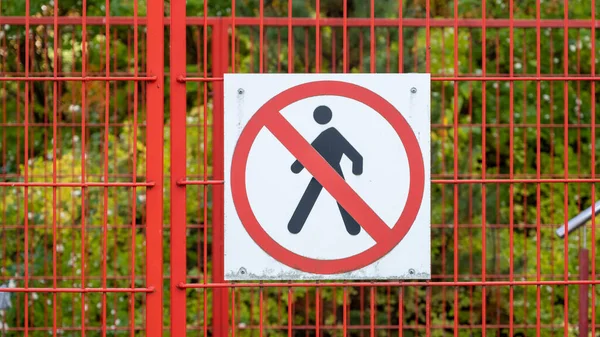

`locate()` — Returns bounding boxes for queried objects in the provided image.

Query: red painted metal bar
[145,0,164,335]
[369,0,375,74]
[176,180,224,185]
[177,178,600,186]
[439,27,448,337]
[130,3,140,336]
[80,0,89,334]
[579,248,589,337]
[452,3,459,337]
[23,1,31,336]
[1,323,600,333]
[170,0,186,335]
[3,16,600,28]
[535,0,542,336]
[202,6,210,337]
[288,0,293,74]
[0,182,154,187]
[0,76,156,81]
[430,178,600,184]
[8,72,600,83]
[193,31,204,333]
[591,0,597,336]
[212,17,229,337]
[178,75,600,82]
[480,2,487,334]
[562,1,570,336]
[315,0,321,73]
[0,287,154,293]
[51,2,59,335]
[179,279,600,288]
[508,1,515,336]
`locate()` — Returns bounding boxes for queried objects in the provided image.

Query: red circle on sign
[231,80,425,275]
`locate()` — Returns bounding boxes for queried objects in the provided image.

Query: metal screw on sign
[410,87,417,94]
[239,267,247,276]
[238,88,245,95]
[408,268,415,275]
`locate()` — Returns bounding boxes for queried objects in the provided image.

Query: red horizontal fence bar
[432,178,600,184]
[176,179,224,186]
[0,76,157,82]
[179,280,600,288]
[0,287,154,293]
[0,182,155,187]
[3,16,600,28]
[178,75,600,82]
[173,178,600,185]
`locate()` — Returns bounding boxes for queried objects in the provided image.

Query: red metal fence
[1,0,599,336]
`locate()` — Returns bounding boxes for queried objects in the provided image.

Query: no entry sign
[224,74,430,280]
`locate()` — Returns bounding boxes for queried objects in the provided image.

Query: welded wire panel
[173,0,599,337]
[0,0,163,336]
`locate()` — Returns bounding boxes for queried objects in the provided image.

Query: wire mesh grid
[0,0,599,336]
[0,0,164,335]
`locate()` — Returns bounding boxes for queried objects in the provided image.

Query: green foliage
[1,0,600,336]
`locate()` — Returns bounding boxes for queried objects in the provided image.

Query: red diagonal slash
[265,112,391,243]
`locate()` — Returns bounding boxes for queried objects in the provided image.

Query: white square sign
[224,74,430,280]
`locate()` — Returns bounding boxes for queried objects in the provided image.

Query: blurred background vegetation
[1,0,600,336]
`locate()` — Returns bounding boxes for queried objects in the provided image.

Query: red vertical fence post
[579,248,589,337]
[146,0,165,335]
[212,17,229,337]
[170,0,187,335]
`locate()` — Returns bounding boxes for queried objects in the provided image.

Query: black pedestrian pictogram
[288,105,364,235]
